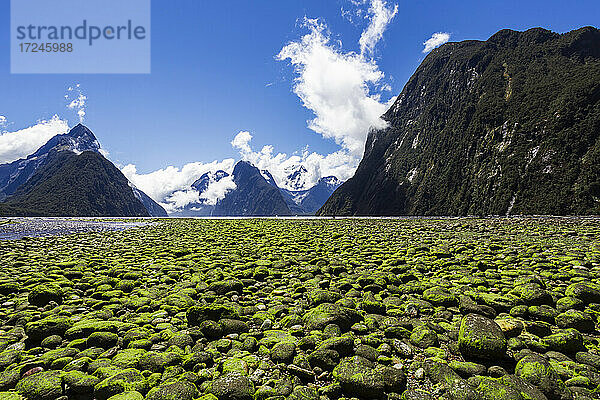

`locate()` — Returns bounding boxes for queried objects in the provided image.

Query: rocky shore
[0,218,598,400]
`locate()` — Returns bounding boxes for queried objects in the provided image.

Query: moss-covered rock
[186,304,239,326]
[423,286,457,307]
[270,341,296,363]
[208,372,254,400]
[28,283,63,307]
[474,376,525,400]
[106,391,144,400]
[555,310,595,333]
[145,381,198,400]
[449,360,486,378]
[410,325,439,348]
[63,370,100,395]
[303,303,362,331]
[565,283,600,304]
[458,314,507,360]
[87,331,119,349]
[515,354,567,399]
[0,392,25,400]
[25,316,72,342]
[332,357,385,399]
[541,328,584,354]
[16,370,64,400]
[94,368,147,400]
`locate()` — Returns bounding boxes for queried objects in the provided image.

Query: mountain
[192,170,230,193]
[0,124,166,217]
[0,124,100,201]
[170,164,341,216]
[280,176,343,215]
[0,151,149,217]
[213,161,292,216]
[168,170,231,217]
[319,27,600,216]
[283,165,309,190]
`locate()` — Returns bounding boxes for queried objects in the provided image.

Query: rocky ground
[0,218,599,400]
[0,218,150,241]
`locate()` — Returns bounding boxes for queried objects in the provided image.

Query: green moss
[25,315,72,342]
[106,391,144,400]
[16,370,64,400]
[111,349,147,369]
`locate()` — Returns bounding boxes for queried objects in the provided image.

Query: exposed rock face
[319,27,600,216]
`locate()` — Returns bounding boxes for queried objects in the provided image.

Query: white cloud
[359,0,398,57]
[423,32,450,53]
[277,17,393,157]
[0,116,69,164]
[164,190,201,212]
[121,159,236,212]
[199,174,236,206]
[230,131,252,154]
[66,84,87,122]
[0,116,6,128]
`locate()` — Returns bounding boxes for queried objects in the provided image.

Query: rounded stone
[458,314,507,360]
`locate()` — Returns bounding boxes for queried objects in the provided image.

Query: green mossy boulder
[28,283,63,307]
[555,310,595,333]
[16,370,64,400]
[515,354,568,399]
[208,372,254,400]
[458,314,507,360]
[94,368,147,400]
[410,325,439,348]
[565,283,600,304]
[0,392,25,400]
[423,286,457,307]
[25,316,72,342]
[145,381,198,400]
[332,357,385,399]
[303,303,361,331]
[87,332,119,349]
[541,328,584,354]
[186,304,239,326]
[106,391,144,400]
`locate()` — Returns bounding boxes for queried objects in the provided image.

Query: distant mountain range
[0,124,341,217]
[0,124,167,217]
[171,161,342,217]
[320,27,600,216]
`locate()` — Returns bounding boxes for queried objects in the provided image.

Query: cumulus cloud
[66,84,87,122]
[276,13,395,157]
[230,131,252,154]
[0,116,6,128]
[121,159,236,212]
[359,0,398,57]
[199,175,237,206]
[0,116,69,164]
[423,32,450,53]
[164,190,201,212]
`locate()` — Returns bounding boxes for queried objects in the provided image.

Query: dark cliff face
[319,27,600,216]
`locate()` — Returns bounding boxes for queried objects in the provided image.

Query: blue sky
[0,0,598,209]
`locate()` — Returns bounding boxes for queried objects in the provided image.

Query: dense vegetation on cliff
[320,27,600,216]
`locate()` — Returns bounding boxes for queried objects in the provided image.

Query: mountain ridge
[0,124,166,217]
